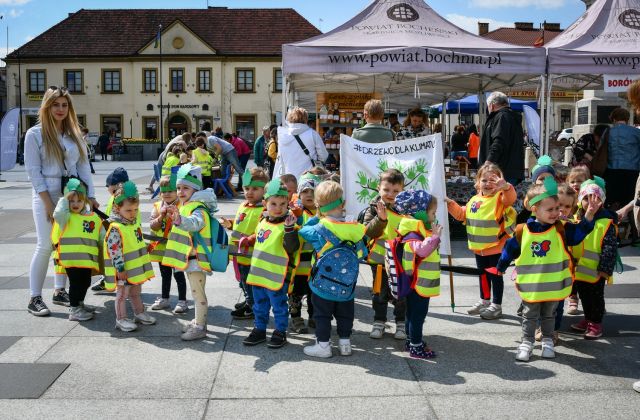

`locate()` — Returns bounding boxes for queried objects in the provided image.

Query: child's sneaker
[370,322,386,339]
[243,328,267,346]
[79,301,97,313]
[541,337,556,358]
[115,318,137,332]
[231,304,254,320]
[52,289,70,307]
[515,341,533,362]
[409,342,436,359]
[27,296,50,317]
[304,340,333,358]
[290,317,308,334]
[633,381,640,393]
[584,322,603,339]
[338,338,352,356]
[69,306,93,322]
[151,297,170,310]
[267,330,287,348]
[570,318,589,332]
[535,327,542,342]
[173,300,189,314]
[181,319,207,333]
[480,303,502,320]
[393,323,407,340]
[566,296,579,315]
[134,312,156,325]
[516,301,524,317]
[181,324,206,341]
[467,300,489,315]
[234,300,246,310]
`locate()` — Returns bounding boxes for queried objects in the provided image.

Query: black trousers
[159,264,187,300]
[575,278,606,323]
[67,267,92,307]
[289,274,314,318]
[312,293,354,342]
[370,265,406,322]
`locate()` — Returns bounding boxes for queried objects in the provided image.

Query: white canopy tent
[282,0,547,120]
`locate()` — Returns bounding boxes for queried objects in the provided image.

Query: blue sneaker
[409,343,436,359]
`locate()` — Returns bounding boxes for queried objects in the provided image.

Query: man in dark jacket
[479,92,525,184]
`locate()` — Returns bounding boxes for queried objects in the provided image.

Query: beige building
[4,7,319,141]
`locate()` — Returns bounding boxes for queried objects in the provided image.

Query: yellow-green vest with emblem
[317,218,367,259]
[367,208,405,265]
[571,218,613,284]
[105,195,114,218]
[103,222,154,291]
[294,209,316,277]
[51,212,103,272]
[515,224,573,303]
[148,201,178,263]
[192,148,213,176]
[397,218,441,298]
[162,154,180,176]
[229,203,264,266]
[162,201,213,272]
[465,192,510,251]
[246,220,289,291]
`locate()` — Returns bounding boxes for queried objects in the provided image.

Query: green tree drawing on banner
[356,158,429,203]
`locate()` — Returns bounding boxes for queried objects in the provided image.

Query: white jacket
[274,123,328,179]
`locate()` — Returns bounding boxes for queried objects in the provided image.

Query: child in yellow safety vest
[52,179,106,322]
[148,175,188,314]
[569,177,617,340]
[393,189,443,359]
[104,181,156,333]
[288,173,321,333]
[362,168,408,340]
[445,162,517,320]
[300,181,386,358]
[241,179,300,349]
[164,164,218,341]
[192,136,214,189]
[495,177,601,362]
[221,168,268,320]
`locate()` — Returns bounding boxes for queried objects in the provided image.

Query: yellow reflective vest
[162,154,180,176]
[367,208,405,265]
[294,209,316,278]
[317,218,367,259]
[246,220,289,291]
[52,212,103,272]
[103,222,154,290]
[571,218,614,284]
[397,218,441,298]
[105,195,114,218]
[465,192,512,251]
[192,148,213,177]
[148,201,177,263]
[515,224,573,303]
[162,201,213,272]
[229,203,264,266]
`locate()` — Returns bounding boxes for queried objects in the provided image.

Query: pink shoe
[584,322,603,340]
[570,318,588,332]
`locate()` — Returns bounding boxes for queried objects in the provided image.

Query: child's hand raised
[375,201,388,221]
[220,217,233,230]
[431,221,443,237]
[493,177,509,191]
[584,194,602,222]
[285,213,297,227]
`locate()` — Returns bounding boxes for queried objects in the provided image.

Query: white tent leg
[282,75,289,123]
[539,75,546,155]
[545,75,553,156]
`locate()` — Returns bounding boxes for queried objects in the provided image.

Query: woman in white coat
[274,107,328,179]
[24,86,98,316]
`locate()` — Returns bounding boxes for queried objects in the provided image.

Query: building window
[234,114,256,141]
[197,68,211,92]
[76,114,86,128]
[236,68,254,92]
[28,70,46,93]
[65,70,83,93]
[101,115,122,137]
[170,68,184,92]
[273,69,282,92]
[142,117,159,140]
[102,70,121,93]
[143,69,157,92]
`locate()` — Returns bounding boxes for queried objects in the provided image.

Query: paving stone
[0,337,20,355]
[0,363,69,399]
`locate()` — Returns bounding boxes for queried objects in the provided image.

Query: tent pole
[539,75,546,155]
[442,95,447,156]
[545,75,553,156]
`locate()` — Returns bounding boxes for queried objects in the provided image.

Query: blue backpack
[192,206,230,273]
[309,224,368,302]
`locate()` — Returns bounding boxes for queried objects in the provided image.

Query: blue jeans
[405,290,430,345]
[252,285,289,332]
[451,151,468,160]
[221,150,244,179]
[554,299,565,330]
[238,264,253,306]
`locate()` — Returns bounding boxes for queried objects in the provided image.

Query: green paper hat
[64,178,86,196]
[176,163,203,189]
[529,176,558,207]
[114,181,139,205]
[263,179,288,199]
[300,172,322,184]
[580,175,606,192]
[242,171,266,188]
[531,155,553,176]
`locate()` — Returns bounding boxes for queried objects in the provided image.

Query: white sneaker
[633,381,640,393]
[173,300,189,314]
[370,322,386,339]
[115,318,137,332]
[480,304,503,320]
[338,339,352,356]
[181,324,206,341]
[393,323,407,340]
[150,297,170,310]
[516,341,533,362]
[68,306,93,322]
[134,312,156,325]
[79,301,97,313]
[467,300,490,315]
[303,341,333,358]
[541,338,556,359]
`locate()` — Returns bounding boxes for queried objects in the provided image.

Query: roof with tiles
[6,7,321,59]
[481,27,562,47]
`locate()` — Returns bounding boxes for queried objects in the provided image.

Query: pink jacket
[231,136,251,156]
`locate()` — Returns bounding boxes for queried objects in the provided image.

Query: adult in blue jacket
[604,107,640,208]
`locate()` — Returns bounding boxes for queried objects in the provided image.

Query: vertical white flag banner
[0,108,19,172]
[340,133,451,255]
[523,105,540,149]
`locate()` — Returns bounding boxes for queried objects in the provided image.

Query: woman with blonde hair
[24,86,98,316]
